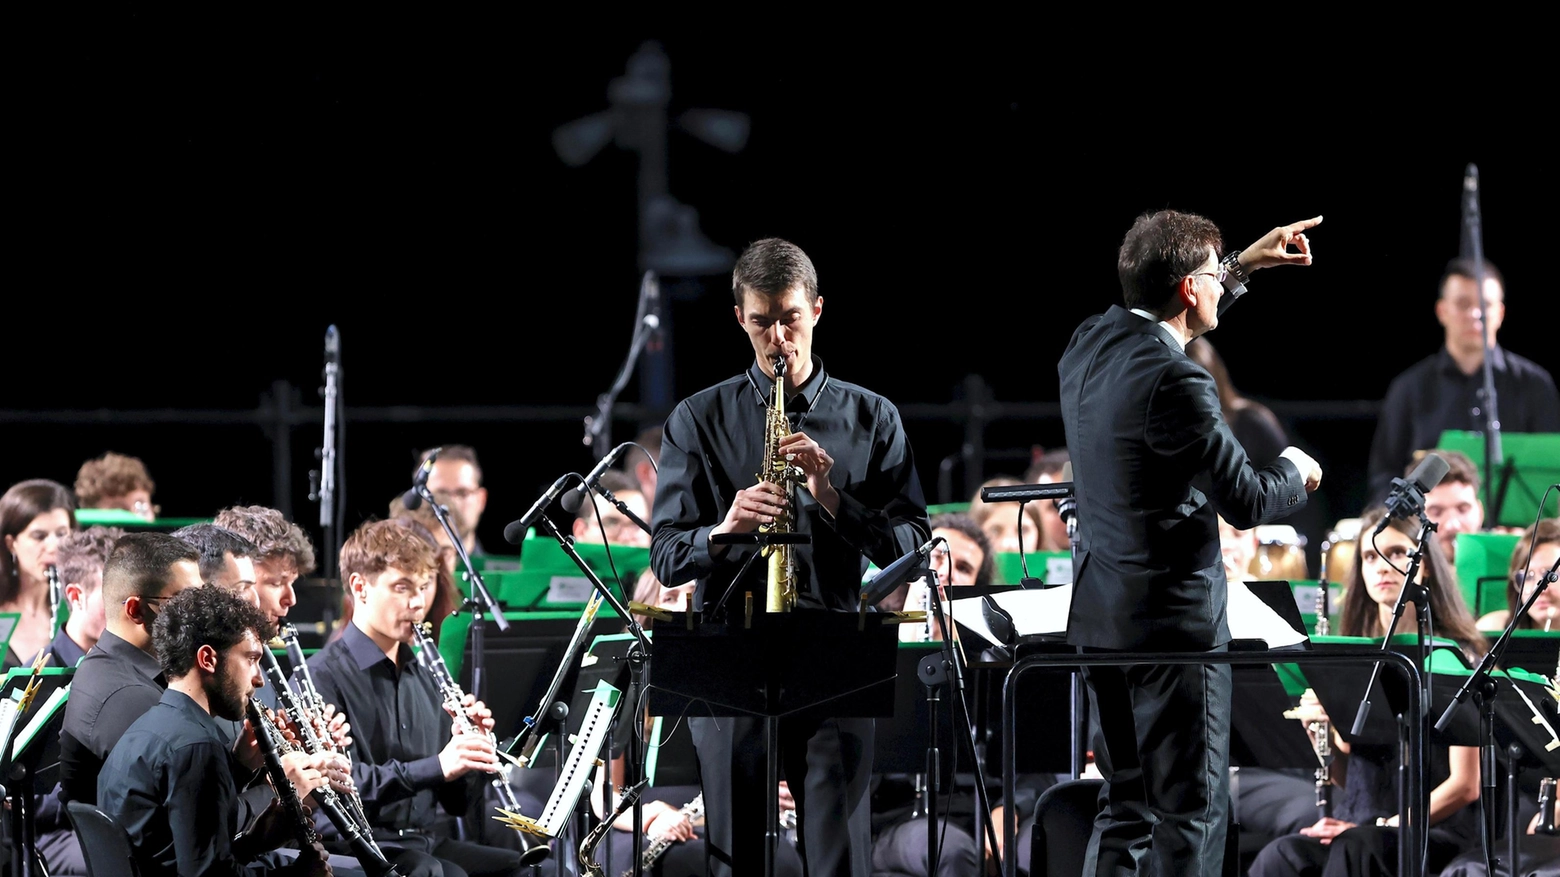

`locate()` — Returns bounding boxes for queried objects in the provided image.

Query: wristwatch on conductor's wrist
[1221,250,1250,290]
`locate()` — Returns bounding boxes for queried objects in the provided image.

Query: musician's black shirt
[58,629,164,806]
[650,356,930,610]
[97,688,245,877]
[306,622,475,844]
[1367,344,1560,501]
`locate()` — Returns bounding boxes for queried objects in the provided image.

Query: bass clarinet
[413,621,549,867]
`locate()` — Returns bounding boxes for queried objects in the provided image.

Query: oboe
[1311,561,1333,819]
[248,697,399,877]
[413,622,549,866]
[46,565,61,641]
[628,793,705,877]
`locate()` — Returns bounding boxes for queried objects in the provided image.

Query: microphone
[1054,462,1078,543]
[862,536,944,606]
[402,448,441,510]
[1374,453,1451,536]
[505,474,576,544]
[561,442,631,514]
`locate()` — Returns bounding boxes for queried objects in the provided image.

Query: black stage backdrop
[7,18,1556,563]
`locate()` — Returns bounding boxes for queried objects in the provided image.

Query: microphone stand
[1437,546,1560,876]
[1463,164,1504,521]
[583,271,661,461]
[310,325,344,579]
[409,483,508,704]
[1350,515,1436,853]
[923,561,1003,876]
[523,511,651,876]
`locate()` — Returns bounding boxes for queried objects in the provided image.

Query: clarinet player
[97,583,341,877]
[650,238,930,877]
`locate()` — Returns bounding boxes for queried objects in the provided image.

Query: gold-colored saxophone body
[759,355,804,613]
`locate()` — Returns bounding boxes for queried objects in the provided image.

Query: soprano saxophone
[759,354,804,613]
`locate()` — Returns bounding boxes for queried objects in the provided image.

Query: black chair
[1028,778,1104,877]
[65,801,139,877]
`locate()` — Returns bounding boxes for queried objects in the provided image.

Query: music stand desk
[999,647,1424,877]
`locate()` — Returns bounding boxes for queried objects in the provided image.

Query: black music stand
[647,609,899,877]
[1489,674,1560,870]
[2,668,73,877]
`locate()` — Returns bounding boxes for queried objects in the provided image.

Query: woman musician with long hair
[1250,505,1486,876]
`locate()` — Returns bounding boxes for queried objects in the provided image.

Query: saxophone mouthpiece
[773,354,787,377]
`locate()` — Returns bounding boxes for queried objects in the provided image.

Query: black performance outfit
[97,687,316,877]
[58,629,165,807]
[1248,742,1477,876]
[307,623,530,877]
[1059,306,1309,877]
[650,356,930,877]
[1366,345,1560,501]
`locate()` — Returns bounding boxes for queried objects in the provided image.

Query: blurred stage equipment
[307,325,345,578]
[552,41,746,278]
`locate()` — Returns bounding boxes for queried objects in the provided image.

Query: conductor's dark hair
[732,238,819,306]
[101,532,200,606]
[1117,210,1224,313]
[171,524,259,583]
[153,582,271,678]
[929,512,995,589]
[1441,257,1505,298]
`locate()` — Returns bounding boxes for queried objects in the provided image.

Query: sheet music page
[948,584,1074,645]
[12,684,69,762]
[1227,580,1308,647]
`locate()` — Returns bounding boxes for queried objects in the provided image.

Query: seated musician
[1023,448,1073,553]
[418,445,490,557]
[307,518,533,877]
[98,583,338,877]
[1414,449,1487,564]
[572,470,651,549]
[214,505,316,634]
[74,451,157,521]
[1250,505,1485,876]
[33,526,122,877]
[172,523,260,602]
[58,533,203,807]
[1,478,76,667]
[1477,518,1560,632]
[967,476,1044,556]
[873,513,991,877]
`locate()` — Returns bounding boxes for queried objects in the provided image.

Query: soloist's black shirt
[650,356,930,610]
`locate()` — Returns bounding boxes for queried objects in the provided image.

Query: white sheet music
[949,580,1307,648]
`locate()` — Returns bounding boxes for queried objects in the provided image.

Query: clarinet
[246,697,321,850]
[413,622,549,866]
[626,793,705,877]
[249,697,399,877]
[261,647,376,847]
[46,565,61,641]
[1311,562,1333,819]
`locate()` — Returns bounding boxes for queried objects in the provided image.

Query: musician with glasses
[1476,517,1560,632]
[306,518,533,877]
[650,237,930,877]
[1059,210,1323,876]
[98,583,339,877]
[73,451,158,521]
[416,445,490,557]
[57,533,203,808]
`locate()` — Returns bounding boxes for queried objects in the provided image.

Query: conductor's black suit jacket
[1059,306,1309,651]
